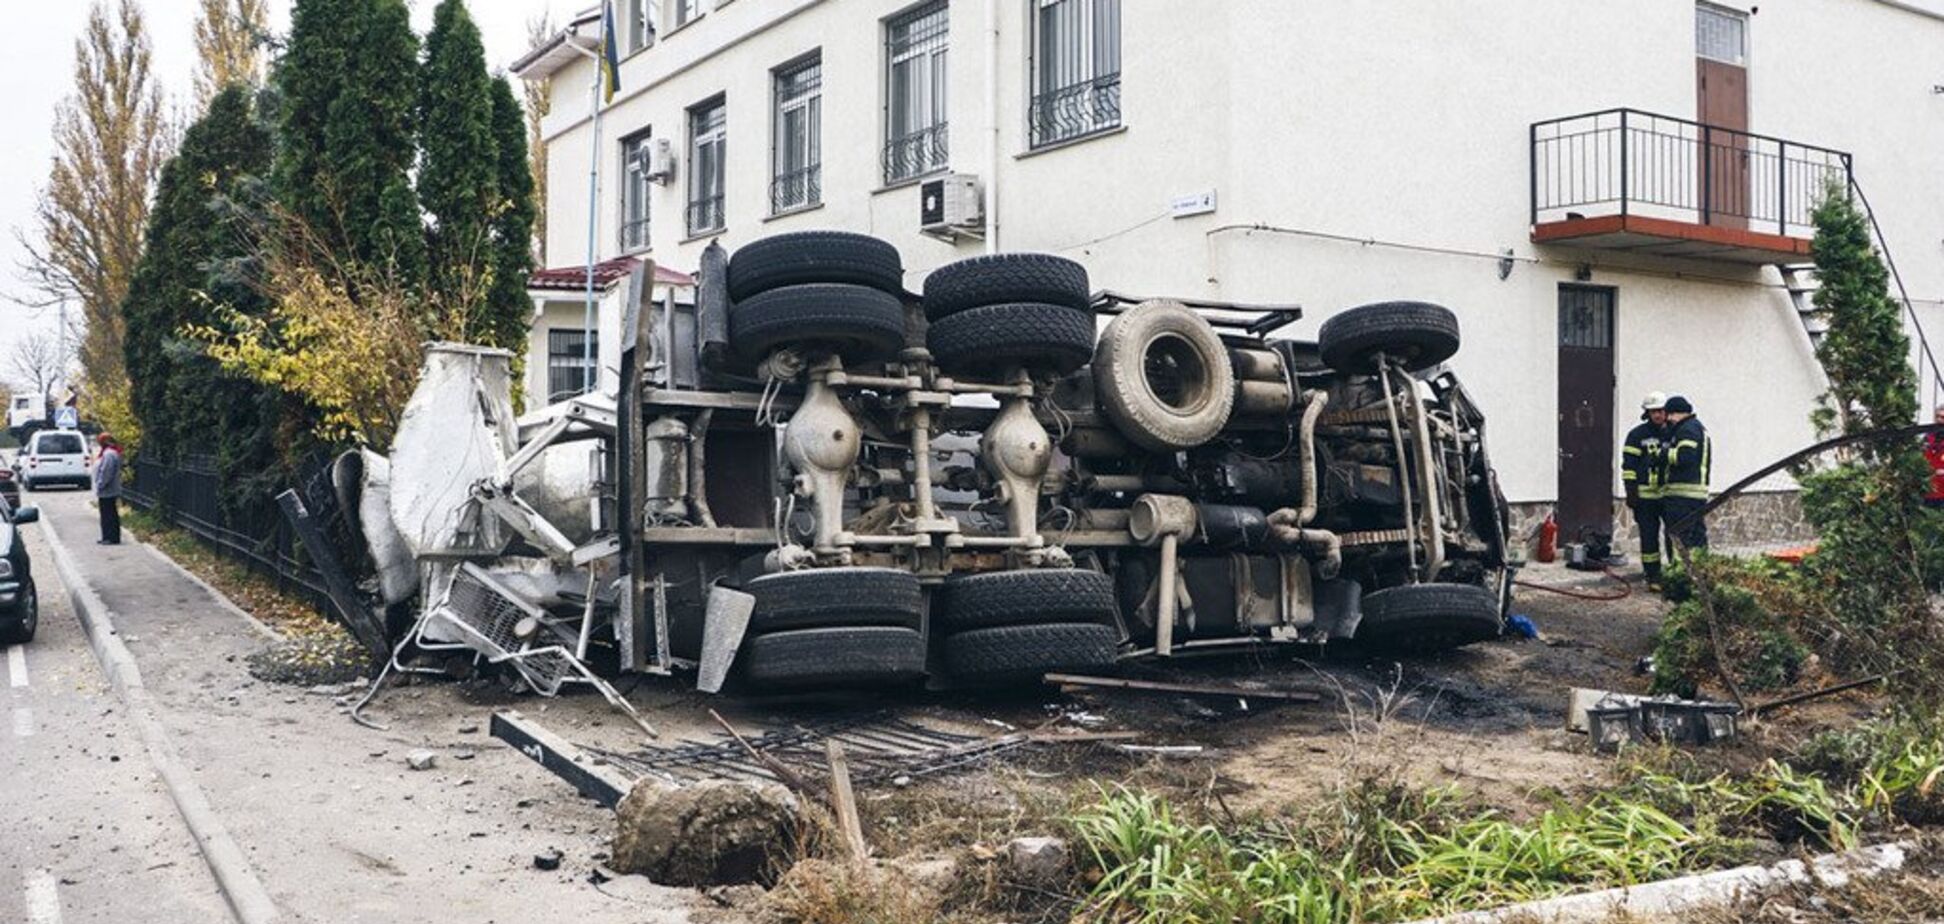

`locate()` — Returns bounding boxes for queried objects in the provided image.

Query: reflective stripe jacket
[1663,416,1711,500]
[1621,421,1668,499]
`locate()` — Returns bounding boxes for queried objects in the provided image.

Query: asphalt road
[0,483,232,923]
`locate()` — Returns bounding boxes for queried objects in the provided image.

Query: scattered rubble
[1004,836,1070,885]
[532,848,563,871]
[246,633,375,686]
[405,750,437,771]
[611,779,801,887]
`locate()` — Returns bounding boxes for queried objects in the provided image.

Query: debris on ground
[246,633,376,686]
[532,848,563,871]
[405,749,437,771]
[610,779,801,887]
[1003,836,1070,885]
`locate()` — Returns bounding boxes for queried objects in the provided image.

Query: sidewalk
[31,489,702,923]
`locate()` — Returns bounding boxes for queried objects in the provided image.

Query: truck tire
[1351,583,1502,652]
[1318,301,1461,374]
[922,253,1090,320]
[741,626,928,690]
[937,568,1118,632]
[926,302,1096,375]
[1092,300,1236,451]
[744,567,923,634]
[944,623,1119,686]
[728,231,906,302]
[731,283,907,362]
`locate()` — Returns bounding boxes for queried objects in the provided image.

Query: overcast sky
[0,0,574,384]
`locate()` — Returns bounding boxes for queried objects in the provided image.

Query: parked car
[0,467,17,511]
[0,494,40,643]
[355,231,1514,694]
[19,429,90,490]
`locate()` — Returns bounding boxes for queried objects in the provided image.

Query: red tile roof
[528,256,696,292]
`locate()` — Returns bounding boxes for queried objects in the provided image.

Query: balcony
[1530,108,1851,264]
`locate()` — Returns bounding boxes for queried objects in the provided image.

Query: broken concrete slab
[1004,836,1070,885]
[611,779,801,887]
[405,750,437,771]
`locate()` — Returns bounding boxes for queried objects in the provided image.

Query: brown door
[1557,286,1616,540]
[1696,4,1749,228]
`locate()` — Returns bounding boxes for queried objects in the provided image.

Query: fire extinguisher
[1536,514,1559,564]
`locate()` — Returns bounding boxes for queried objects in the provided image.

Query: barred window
[772,56,822,213]
[670,0,701,30]
[620,130,653,251]
[548,329,600,402]
[1695,2,1746,65]
[624,0,654,52]
[1030,0,1121,149]
[687,98,727,236]
[883,2,948,184]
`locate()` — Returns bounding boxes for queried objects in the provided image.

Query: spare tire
[1351,583,1502,652]
[744,567,923,634]
[741,626,928,690]
[922,253,1090,320]
[938,568,1118,633]
[730,283,907,362]
[728,231,905,302]
[1092,300,1236,452]
[943,623,1119,686]
[926,302,1095,375]
[1318,301,1460,374]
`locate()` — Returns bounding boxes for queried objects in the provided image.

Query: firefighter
[1660,395,1711,549]
[1924,404,1944,509]
[1622,392,1670,587]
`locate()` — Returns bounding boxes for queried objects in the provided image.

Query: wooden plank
[490,710,632,808]
[825,741,870,864]
[1043,672,1324,703]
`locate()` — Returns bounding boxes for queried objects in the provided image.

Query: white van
[20,430,89,490]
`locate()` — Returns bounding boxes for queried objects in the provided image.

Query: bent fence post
[277,488,389,662]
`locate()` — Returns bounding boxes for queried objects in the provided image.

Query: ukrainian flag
[601,2,622,102]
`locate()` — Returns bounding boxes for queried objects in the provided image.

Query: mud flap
[696,585,755,693]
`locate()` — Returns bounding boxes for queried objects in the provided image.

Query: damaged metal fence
[583,713,1017,787]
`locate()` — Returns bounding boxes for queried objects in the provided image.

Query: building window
[670,0,700,30]
[687,98,727,236]
[620,130,653,251]
[883,2,949,184]
[1695,2,1746,65]
[1029,0,1121,149]
[771,56,822,214]
[624,0,654,52]
[548,329,600,401]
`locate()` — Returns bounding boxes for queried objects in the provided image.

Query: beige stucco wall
[526,0,1944,503]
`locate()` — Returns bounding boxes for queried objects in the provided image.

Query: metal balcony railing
[770,165,821,214]
[1530,108,1852,238]
[883,123,948,185]
[1029,73,1121,149]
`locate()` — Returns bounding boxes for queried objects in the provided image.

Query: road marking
[12,706,34,738]
[8,644,26,687]
[25,870,62,924]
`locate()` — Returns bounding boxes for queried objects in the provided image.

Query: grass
[124,506,342,639]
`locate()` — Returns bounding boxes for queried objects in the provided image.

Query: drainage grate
[586,713,1024,787]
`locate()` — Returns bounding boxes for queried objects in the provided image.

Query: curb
[1406,840,1914,923]
[40,516,283,924]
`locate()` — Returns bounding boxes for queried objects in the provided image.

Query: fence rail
[1530,108,1852,238]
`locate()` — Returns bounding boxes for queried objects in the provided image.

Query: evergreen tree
[120,84,275,520]
[273,0,361,239]
[486,76,536,353]
[1809,181,1917,437]
[418,0,499,311]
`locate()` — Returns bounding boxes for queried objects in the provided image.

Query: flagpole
[580,7,607,396]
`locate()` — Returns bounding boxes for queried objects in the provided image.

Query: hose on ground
[1513,565,1633,602]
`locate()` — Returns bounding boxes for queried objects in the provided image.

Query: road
[0,482,706,923]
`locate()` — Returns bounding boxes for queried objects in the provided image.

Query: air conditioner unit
[920,174,984,240]
[648,137,676,184]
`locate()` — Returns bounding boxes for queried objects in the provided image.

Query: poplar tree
[523,14,554,264]
[418,0,498,310]
[487,77,537,353]
[192,0,268,107]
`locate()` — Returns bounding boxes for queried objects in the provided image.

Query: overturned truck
[342,231,1514,695]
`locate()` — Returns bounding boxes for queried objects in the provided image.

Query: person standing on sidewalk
[1621,392,1671,588]
[1660,396,1711,550]
[94,432,123,545]
[1922,404,1944,509]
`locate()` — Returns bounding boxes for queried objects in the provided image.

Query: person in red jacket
[1925,405,1944,508]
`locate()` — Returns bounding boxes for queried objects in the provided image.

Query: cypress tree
[486,76,536,353]
[327,0,423,280]
[418,0,498,306]
[273,0,361,238]
[122,86,273,464]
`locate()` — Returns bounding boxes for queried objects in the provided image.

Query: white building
[514,0,1944,539]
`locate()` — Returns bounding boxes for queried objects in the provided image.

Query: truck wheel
[937,568,1118,632]
[1092,300,1236,451]
[730,283,907,363]
[744,567,923,634]
[1317,301,1460,374]
[728,231,906,302]
[741,626,927,690]
[926,302,1095,375]
[1351,583,1502,652]
[922,253,1090,320]
[944,623,1119,687]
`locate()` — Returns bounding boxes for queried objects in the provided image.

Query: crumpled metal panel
[388,343,518,558]
[354,450,418,605]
